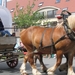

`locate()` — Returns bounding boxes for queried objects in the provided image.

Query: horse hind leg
[47,50,63,75]
[34,54,47,72]
[37,54,47,73]
[67,52,75,75]
[20,55,28,75]
[59,62,68,72]
[28,53,42,75]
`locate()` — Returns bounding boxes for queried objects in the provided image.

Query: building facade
[0,0,74,46]
[6,0,75,31]
[7,0,75,17]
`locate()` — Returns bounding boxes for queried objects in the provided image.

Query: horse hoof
[23,73,28,75]
[21,72,28,75]
[59,68,63,72]
[47,71,54,75]
[22,72,28,75]
[42,70,47,73]
[20,70,28,75]
[32,69,42,75]
[34,72,42,75]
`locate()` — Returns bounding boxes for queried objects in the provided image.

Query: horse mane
[67,15,75,29]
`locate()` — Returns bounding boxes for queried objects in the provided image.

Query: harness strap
[39,28,47,48]
[34,27,67,54]
[39,27,56,54]
[50,27,56,54]
[39,35,66,49]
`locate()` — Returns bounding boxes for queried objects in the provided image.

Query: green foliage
[13,1,43,28]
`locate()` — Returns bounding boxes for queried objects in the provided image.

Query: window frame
[66,0,70,2]
[62,7,68,11]
[38,2,44,7]
[55,0,61,3]
[39,12,44,19]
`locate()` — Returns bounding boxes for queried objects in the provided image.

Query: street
[0,57,75,75]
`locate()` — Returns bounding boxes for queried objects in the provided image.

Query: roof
[37,6,60,11]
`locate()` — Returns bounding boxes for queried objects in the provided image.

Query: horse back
[20,26,55,50]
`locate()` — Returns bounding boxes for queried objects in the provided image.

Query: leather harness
[34,20,75,54]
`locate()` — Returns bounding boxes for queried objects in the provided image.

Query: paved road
[0,57,75,75]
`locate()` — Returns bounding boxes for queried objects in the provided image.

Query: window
[66,0,70,1]
[39,12,44,19]
[10,8,15,13]
[72,12,75,15]
[62,7,68,11]
[47,10,55,18]
[35,12,44,19]
[38,2,44,7]
[56,0,61,3]
[14,25,18,32]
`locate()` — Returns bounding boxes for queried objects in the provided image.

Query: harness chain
[63,20,75,41]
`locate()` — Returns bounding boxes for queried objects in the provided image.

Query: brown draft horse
[20,15,75,75]
[20,29,47,74]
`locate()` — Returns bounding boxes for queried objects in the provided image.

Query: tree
[13,1,43,28]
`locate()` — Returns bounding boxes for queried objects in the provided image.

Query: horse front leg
[47,50,63,75]
[67,52,75,75]
[28,53,42,75]
[20,55,28,75]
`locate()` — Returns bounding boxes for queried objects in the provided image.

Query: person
[0,18,11,36]
[60,10,71,20]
